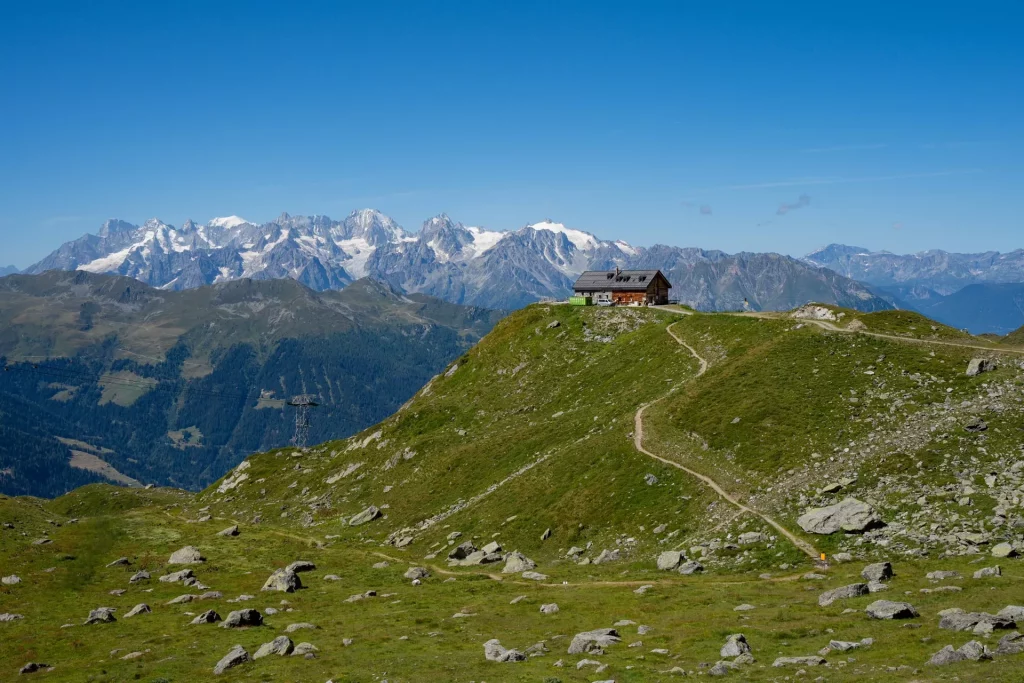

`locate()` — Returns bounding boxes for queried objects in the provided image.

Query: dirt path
[633,318,821,560]
[805,318,1024,355]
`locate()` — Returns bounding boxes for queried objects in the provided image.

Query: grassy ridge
[2,303,1024,680]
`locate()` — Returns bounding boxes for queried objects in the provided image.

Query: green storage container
[569,295,592,306]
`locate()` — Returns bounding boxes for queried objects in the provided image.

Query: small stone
[217,525,239,537]
[974,566,1002,579]
[540,603,559,614]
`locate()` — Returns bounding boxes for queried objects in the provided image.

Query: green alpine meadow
[4,303,1024,681]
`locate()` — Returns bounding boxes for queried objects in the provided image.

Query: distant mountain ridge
[803,243,1024,296]
[26,210,891,312]
[0,265,18,277]
[803,243,1024,333]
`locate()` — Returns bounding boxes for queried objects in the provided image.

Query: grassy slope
[1006,324,1024,346]
[2,305,1024,681]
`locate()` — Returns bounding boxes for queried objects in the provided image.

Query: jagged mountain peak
[207,215,251,229]
[98,218,137,238]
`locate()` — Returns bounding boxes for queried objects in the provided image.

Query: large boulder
[996,632,1024,655]
[720,633,751,658]
[348,505,382,526]
[213,645,250,674]
[797,498,881,535]
[124,604,150,618]
[567,628,621,654]
[939,612,1015,632]
[678,560,704,575]
[502,551,536,574]
[190,610,222,625]
[483,639,526,662]
[447,541,477,561]
[84,607,116,624]
[404,567,430,580]
[159,569,194,583]
[992,542,1018,558]
[220,609,263,629]
[861,562,893,583]
[657,550,683,571]
[966,358,996,377]
[217,525,239,537]
[929,640,991,664]
[168,546,205,565]
[254,636,294,658]
[818,583,869,607]
[261,569,302,593]
[928,645,964,666]
[865,600,918,620]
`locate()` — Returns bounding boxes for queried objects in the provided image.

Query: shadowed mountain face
[0,271,505,497]
[906,283,1024,335]
[25,210,891,312]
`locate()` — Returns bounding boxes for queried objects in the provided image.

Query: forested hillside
[0,272,504,496]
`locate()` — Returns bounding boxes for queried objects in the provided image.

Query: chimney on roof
[615,265,621,277]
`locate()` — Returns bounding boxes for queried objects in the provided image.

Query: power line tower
[287,394,320,448]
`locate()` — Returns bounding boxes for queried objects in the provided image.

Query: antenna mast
[286,394,320,448]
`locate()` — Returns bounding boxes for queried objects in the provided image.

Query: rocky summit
[2,302,1024,681]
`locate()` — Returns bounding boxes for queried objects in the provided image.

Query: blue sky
[2,1,1021,267]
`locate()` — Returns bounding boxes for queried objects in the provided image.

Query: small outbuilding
[572,268,672,306]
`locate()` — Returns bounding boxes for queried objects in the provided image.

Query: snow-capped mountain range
[24,209,891,311]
